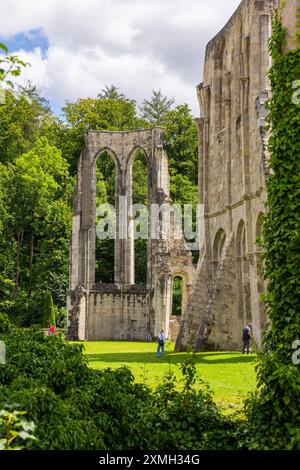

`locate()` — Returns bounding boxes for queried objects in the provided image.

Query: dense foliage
[140,89,174,123]
[172,277,183,316]
[0,315,241,450]
[244,13,300,450]
[42,292,57,329]
[0,408,36,450]
[0,43,29,109]
[0,44,198,319]
[0,46,199,308]
[0,135,72,325]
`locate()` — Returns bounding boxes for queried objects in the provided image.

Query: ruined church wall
[67,128,173,342]
[203,0,271,212]
[86,288,149,341]
[176,0,277,351]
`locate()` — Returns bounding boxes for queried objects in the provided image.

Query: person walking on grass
[157,329,165,357]
[242,322,252,354]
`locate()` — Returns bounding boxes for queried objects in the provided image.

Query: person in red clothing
[49,324,55,336]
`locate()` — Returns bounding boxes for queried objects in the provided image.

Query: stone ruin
[67,0,298,350]
[67,128,194,341]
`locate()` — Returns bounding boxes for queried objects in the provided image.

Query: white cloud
[18,45,196,112]
[0,0,241,115]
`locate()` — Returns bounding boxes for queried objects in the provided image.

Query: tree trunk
[29,234,34,295]
[14,229,24,296]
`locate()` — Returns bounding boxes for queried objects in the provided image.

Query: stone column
[260,11,271,91]
[197,84,211,258]
[224,72,232,232]
[151,130,172,338]
[241,35,250,195]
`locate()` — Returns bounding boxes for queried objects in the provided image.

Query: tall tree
[0,43,29,103]
[139,90,174,123]
[97,85,127,101]
[162,104,199,262]
[42,291,56,328]
[162,104,198,188]
[61,96,142,175]
[0,163,15,312]
[1,138,72,324]
[0,88,53,165]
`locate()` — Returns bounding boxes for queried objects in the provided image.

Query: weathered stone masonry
[68,0,298,348]
[176,0,277,351]
[176,0,299,351]
[67,128,194,341]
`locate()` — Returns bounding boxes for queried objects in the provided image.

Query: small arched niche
[236,219,251,325]
[255,212,266,331]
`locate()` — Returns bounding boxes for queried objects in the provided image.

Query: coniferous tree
[42,291,56,328]
[139,90,174,123]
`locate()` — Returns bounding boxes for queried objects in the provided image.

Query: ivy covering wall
[245,9,300,449]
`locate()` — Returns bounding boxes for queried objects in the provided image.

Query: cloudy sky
[0,0,241,116]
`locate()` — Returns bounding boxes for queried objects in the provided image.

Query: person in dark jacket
[242,323,252,354]
[157,330,165,357]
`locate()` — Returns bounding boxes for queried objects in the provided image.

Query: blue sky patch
[0,29,49,58]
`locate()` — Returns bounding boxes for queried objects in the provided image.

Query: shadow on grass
[86,351,257,365]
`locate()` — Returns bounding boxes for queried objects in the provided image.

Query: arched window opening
[212,228,226,278]
[255,212,266,331]
[213,228,226,260]
[213,228,226,258]
[132,149,148,285]
[236,220,251,325]
[172,276,183,316]
[95,151,116,283]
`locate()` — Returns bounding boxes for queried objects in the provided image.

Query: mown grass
[80,340,257,406]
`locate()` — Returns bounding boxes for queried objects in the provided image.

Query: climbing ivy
[263,11,300,359]
[245,11,300,450]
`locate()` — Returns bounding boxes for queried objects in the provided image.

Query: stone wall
[176,0,276,351]
[280,0,300,50]
[86,286,149,341]
[67,0,298,349]
[67,128,195,342]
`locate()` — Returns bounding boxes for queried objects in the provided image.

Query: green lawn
[81,341,257,406]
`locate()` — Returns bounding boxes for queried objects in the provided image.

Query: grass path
[80,341,257,405]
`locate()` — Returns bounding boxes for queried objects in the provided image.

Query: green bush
[0,314,242,450]
[244,352,300,449]
[42,291,56,328]
[0,408,36,450]
[151,362,239,450]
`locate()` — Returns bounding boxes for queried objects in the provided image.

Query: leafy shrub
[42,291,56,328]
[244,352,300,449]
[151,361,239,450]
[0,408,36,450]
[0,314,241,450]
